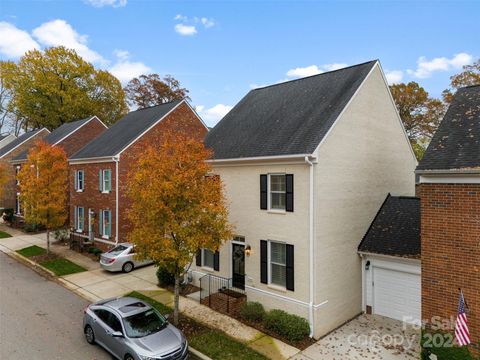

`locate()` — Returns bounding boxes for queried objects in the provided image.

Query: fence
[199,273,246,316]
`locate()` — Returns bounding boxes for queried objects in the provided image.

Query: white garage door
[373,266,420,323]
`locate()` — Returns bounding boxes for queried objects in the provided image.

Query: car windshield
[108,245,129,256]
[123,308,167,338]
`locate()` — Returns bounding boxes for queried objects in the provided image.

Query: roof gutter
[207,153,314,165]
[305,155,316,337]
[69,156,116,164]
[415,168,480,175]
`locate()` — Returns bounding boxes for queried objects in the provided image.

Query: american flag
[455,290,471,346]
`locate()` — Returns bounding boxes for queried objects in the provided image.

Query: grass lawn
[0,230,12,238]
[423,347,476,360]
[17,245,46,257]
[126,291,268,360]
[39,258,86,276]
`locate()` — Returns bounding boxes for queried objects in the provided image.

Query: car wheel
[84,325,95,344]
[124,354,134,360]
[122,262,134,273]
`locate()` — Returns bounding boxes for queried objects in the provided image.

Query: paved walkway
[0,228,300,360]
[291,314,421,360]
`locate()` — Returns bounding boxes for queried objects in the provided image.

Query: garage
[358,194,421,324]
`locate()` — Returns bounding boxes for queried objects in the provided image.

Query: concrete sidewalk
[0,228,301,360]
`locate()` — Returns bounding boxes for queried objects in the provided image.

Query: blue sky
[0,0,478,126]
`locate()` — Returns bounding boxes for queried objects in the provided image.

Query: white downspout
[113,156,119,244]
[305,155,315,337]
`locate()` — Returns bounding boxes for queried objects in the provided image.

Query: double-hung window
[75,170,84,192]
[202,249,215,269]
[15,193,21,214]
[15,166,20,185]
[75,207,84,232]
[269,174,286,210]
[99,169,112,193]
[99,209,112,238]
[269,241,286,287]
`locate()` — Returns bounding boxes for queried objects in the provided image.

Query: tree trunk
[173,273,180,326]
[46,230,50,255]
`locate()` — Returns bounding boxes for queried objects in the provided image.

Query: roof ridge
[394,195,420,200]
[252,60,377,91]
[460,84,480,90]
[132,99,183,112]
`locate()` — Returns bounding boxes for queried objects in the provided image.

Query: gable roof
[70,100,183,160]
[0,128,49,159]
[358,194,420,258]
[417,85,480,171]
[205,61,377,160]
[12,116,105,162]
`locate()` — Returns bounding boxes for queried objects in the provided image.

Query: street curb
[8,251,57,278]
[189,347,213,360]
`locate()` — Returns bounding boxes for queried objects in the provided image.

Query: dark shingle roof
[358,194,420,258]
[417,85,480,171]
[0,135,7,141]
[71,100,182,159]
[0,129,47,159]
[12,116,98,162]
[205,61,377,159]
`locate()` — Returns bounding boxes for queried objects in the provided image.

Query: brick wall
[118,102,208,241]
[58,118,106,157]
[0,130,49,209]
[69,162,117,243]
[420,183,480,350]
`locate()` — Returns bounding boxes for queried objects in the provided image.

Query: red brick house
[416,85,480,351]
[68,100,208,247]
[10,116,107,217]
[0,128,50,212]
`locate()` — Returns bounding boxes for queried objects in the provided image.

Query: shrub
[239,302,265,322]
[2,208,14,223]
[53,229,69,242]
[156,266,175,287]
[87,247,103,258]
[23,223,44,233]
[264,309,310,341]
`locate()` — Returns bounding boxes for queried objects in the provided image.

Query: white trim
[69,157,115,164]
[52,116,108,146]
[207,153,313,165]
[183,100,210,132]
[419,174,480,184]
[376,62,418,163]
[267,173,287,211]
[0,128,50,159]
[0,134,16,149]
[117,100,185,157]
[358,251,421,263]
[305,155,315,337]
[114,156,119,244]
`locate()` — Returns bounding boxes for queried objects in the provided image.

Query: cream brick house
[190,60,417,339]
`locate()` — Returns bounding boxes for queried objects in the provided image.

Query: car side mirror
[111,331,123,338]
[164,314,169,321]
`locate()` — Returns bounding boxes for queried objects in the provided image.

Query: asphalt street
[0,251,111,360]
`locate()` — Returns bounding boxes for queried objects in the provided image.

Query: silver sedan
[83,296,188,360]
[100,243,154,273]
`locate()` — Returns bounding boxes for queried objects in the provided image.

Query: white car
[100,243,153,273]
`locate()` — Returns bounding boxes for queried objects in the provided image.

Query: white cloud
[109,50,151,83]
[200,17,215,28]
[286,63,348,78]
[174,14,187,21]
[407,53,473,78]
[196,104,233,126]
[32,19,107,64]
[85,0,127,8]
[0,22,39,58]
[174,24,197,36]
[385,70,403,84]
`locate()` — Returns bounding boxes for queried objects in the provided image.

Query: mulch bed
[29,253,59,263]
[164,283,201,296]
[231,315,316,350]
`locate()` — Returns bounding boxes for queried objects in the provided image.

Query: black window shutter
[286,244,294,291]
[260,240,268,284]
[213,251,220,271]
[196,250,201,266]
[286,174,294,212]
[260,175,267,210]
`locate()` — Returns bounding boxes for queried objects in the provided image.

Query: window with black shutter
[286,244,294,291]
[285,174,294,212]
[260,240,268,284]
[213,251,220,271]
[260,175,267,210]
[196,249,201,266]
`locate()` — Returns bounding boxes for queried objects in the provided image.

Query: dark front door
[232,243,245,290]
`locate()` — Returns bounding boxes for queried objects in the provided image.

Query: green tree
[390,82,445,160]
[127,132,233,325]
[2,46,128,131]
[443,59,480,103]
[124,74,190,109]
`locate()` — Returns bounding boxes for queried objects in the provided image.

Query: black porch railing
[69,231,93,252]
[199,273,246,315]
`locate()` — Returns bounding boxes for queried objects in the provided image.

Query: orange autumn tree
[18,141,68,253]
[0,162,8,200]
[127,132,233,325]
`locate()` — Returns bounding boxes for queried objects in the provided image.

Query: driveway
[291,314,421,360]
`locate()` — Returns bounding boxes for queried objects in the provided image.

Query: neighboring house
[68,100,208,247]
[416,85,480,350]
[358,194,421,324]
[10,116,107,217]
[0,134,16,150]
[194,60,417,339]
[0,129,50,212]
